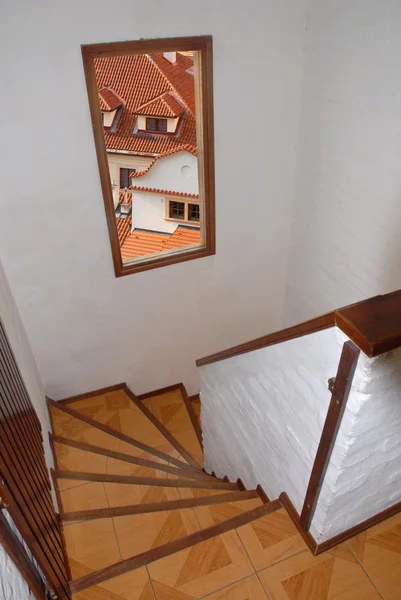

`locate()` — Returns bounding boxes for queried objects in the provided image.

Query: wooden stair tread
[53,470,239,490]
[47,383,277,599]
[60,489,260,522]
[48,399,199,472]
[51,435,215,481]
[69,500,282,594]
[129,385,203,469]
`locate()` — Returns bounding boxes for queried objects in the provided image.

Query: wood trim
[279,492,318,555]
[58,383,126,405]
[280,491,401,557]
[81,35,215,278]
[60,489,259,522]
[49,468,73,583]
[69,500,281,594]
[180,383,203,450]
[54,470,238,490]
[315,498,401,554]
[236,478,246,491]
[299,341,360,530]
[196,312,335,367]
[137,383,183,401]
[47,398,198,472]
[50,434,214,481]
[124,385,201,469]
[0,511,46,600]
[188,393,200,403]
[256,484,270,504]
[334,289,401,357]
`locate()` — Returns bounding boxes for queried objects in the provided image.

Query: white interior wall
[200,327,347,511]
[283,0,401,326]
[0,0,308,398]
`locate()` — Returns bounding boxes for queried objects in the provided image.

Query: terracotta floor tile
[60,481,108,515]
[104,482,181,508]
[72,390,177,458]
[148,530,254,598]
[142,390,203,466]
[71,563,155,599]
[236,508,307,571]
[57,478,92,492]
[114,507,200,558]
[195,497,263,528]
[63,518,120,572]
[347,512,401,600]
[51,405,121,452]
[177,488,229,500]
[258,544,381,600]
[200,574,268,599]
[55,443,108,474]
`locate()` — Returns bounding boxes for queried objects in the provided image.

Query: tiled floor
[50,389,401,599]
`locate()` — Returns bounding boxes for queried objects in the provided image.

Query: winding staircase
[48,383,287,599]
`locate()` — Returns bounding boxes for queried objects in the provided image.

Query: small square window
[146,118,167,133]
[169,201,185,219]
[120,168,136,189]
[188,204,200,221]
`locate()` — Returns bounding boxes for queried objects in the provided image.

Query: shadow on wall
[379,199,401,294]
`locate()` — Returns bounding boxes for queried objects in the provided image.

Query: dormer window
[146,118,167,133]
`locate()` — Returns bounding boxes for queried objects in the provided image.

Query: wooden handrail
[196,312,335,367]
[299,341,360,530]
[196,289,401,367]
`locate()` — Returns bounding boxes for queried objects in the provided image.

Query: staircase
[47,383,290,598]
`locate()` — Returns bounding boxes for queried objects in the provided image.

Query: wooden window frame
[146,117,167,133]
[82,36,215,277]
[169,200,185,220]
[188,203,200,222]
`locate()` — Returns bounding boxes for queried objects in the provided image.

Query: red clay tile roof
[94,52,197,157]
[98,87,124,111]
[118,225,200,260]
[164,227,201,250]
[120,229,170,259]
[134,91,184,118]
[130,185,198,199]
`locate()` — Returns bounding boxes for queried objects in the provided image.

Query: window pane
[169,201,185,219]
[188,203,200,221]
[157,119,167,132]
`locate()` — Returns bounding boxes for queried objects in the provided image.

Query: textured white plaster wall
[312,347,401,542]
[283,0,401,326]
[200,327,347,512]
[0,0,308,398]
[134,151,198,195]
[0,511,44,600]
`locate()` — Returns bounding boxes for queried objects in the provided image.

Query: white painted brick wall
[201,328,401,542]
[200,327,347,513]
[0,511,44,600]
[313,347,401,541]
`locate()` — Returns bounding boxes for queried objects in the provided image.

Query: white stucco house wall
[129,150,200,233]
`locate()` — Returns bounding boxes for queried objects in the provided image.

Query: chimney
[163,51,177,65]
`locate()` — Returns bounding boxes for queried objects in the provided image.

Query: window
[146,118,167,133]
[188,203,200,221]
[169,201,185,219]
[82,36,215,276]
[120,168,136,189]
